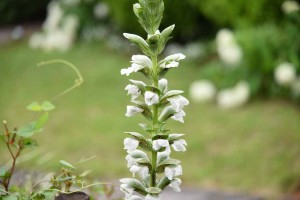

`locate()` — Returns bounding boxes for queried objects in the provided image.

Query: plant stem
[151,55,159,187]
[5,147,22,192]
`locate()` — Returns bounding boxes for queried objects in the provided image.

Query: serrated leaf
[145,187,162,194]
[34,112,48,131]
[41,101,55,112]
[27,101,42,112]
[17,122,36,137]
[60,160,75,169]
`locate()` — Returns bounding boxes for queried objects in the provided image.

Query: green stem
[150,55,159,187]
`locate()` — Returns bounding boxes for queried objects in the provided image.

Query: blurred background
[0,0,300,199]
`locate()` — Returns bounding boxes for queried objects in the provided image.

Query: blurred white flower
[145,91,160,106]
[216,29,243,66]
[171,139,187,152]
[282,0,300,14]
[217,81,250,109]
[43,2,63,32]
[183,42,204,60]
[189,80,216,103]
[94,2,109,19]
[29,33,44,49]
[125,106,144,117]
[274,62,297,86]
[164,43,184,56]
[124,138,139,152]
[169,178,182,192]
[164,165,183,180]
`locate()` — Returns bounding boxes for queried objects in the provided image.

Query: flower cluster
[120,0,188,199]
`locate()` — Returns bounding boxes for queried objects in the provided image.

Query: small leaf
[41,101,55,111]
[23,138,38,148]
[129,150,149,161]
[27,101,42,112]
[34,112,49,131]
[145,187,162,194]
[60,160,75,169]
[17,122,36,137]
[0,166,6,177]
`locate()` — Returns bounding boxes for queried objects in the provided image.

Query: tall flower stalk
[120,0,189,199]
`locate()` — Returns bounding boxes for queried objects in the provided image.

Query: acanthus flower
[124,138,139,152]
[125,84,141,100]
[126,106,144,117]
[164,165,183,180]
[169,178,182,192]
[171,139,187,152]
[145,91,160,106]
[159,53,186,69]
[121,55,152,76]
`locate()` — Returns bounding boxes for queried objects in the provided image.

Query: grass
[0,40,300,198]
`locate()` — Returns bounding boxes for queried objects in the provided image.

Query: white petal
[126,195,143,200]
[158,78,168,92]
[165,61,179,68]
[120,184,134,198]
[125,84,141,100]
[124,138,139,152]
[145,91,159,106]
[171,139,187,152]
[126,106,144,117]
[169,178,182,192]
[164,166,174,180]
[168,95,189,112]
[164,53,186,61]
[132,55,152,68]
[145,194,161,200]
[171,110,186,123]
[153,139,170,151]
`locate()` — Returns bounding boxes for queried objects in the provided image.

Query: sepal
[120,178,147,196]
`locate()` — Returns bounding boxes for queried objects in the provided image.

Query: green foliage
[187,0,284,28]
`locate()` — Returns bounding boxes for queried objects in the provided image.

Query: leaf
[129,150,149,161]
[41,101,55,112]
[152,134,168,140]
[0,166,6,177]
[27,101,42,112]
[17,122,36,137]
[145,86,161,95]
[34,112,49,131]
[23,138,38,148]
[60,160,75,169]
[2,194,18,200]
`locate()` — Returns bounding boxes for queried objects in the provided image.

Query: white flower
[94,2,109,19]
[171,110,186,123]
[145,194,161,200]
[124,138,139,152]
[125,84,141,100]
[132,55,152,68]
[125,154,136,168]
[43,2,63,31]
[121,55,152,76]
[137,166,149,180]
[125,106,144,117]
[153,139,170,151]
[168,95,189,112]
[145,91,160,106]
[189,80,216,102]
[159,53,186,69]
[217,81,250,109]
[126,195,143,200]
[274,62,297,86]
[164,165,183,180]
[158,78,168,93]
[216,29,242,66]
[169,178,182,192]
[120,184,134,198]
[171,139,187,152]
[282,0,300,14]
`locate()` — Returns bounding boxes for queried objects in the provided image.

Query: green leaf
[161,90,184,101]
[60,160,75,169]
[41,101,55,112]
[123,33,151,56]
[153,134,168,140]
[27,101,42,112]
[0,166,6,177]
[23,138,38,148]
[145,86,161,95]
[129,150,149,161]
[34,112,49,131]
[17,122,36,137]
[2,194,18,200]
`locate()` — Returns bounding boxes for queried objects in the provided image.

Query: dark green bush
[187,0,284,28]
[0,0,50,25]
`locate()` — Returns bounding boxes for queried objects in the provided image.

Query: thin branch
[37,60,84,101]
